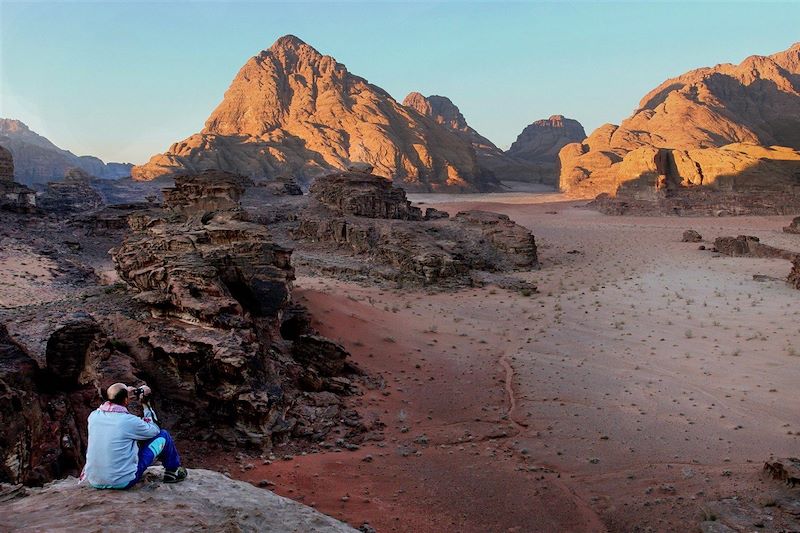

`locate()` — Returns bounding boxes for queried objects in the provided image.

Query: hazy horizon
[1,1,799,164]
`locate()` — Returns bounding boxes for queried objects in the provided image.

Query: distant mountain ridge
[133,35,499,192]
[0,119,133,186]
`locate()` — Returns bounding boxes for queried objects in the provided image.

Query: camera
[132,387,146,399]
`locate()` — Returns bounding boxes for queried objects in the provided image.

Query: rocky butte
[133,35,499,192]
[403,93,584,185]
[558,42,800,214]
[506,115,586,184]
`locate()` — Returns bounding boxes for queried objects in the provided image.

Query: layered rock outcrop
[0,119,132,185]
[295,171,538,285]
[0,468,357,532]
[110,171,367,449]
[133,36,497,192]
[559,43,800,212]
[37,168,104,213]
[309,171,422,220]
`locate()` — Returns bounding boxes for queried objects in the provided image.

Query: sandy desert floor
[206,193,800,532]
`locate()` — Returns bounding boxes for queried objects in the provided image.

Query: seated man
[82,383,187,488]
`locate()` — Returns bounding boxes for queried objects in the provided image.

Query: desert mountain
[403,93,583,185]
[559,42,800,199]
[508,115,586,164]
[132,35,498,192]
[0,119,132,186]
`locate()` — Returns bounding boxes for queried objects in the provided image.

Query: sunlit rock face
[559,42,800,208]
[133,36,499,193]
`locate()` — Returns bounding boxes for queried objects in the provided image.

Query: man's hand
[139,385,152,399]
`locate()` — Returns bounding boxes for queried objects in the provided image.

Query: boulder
[784,216,800,234]
[682,230,703,242]
[713,235,795,260]
[454,210,539,268]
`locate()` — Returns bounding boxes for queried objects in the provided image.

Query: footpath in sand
[209,192,800,532]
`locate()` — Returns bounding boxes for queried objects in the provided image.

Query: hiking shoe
[163,466,187,483]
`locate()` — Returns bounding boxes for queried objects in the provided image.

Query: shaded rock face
[0,467,357,533]
[133,36,497,192]
[508,115,586,164]
[559,43,800,210]
[295,172,538,285]
[0,315,130,486]
[0,146,36,213]
[0,119,132,185]
[453,210,539,268]
[111,172,365,449]
[309,171,422,220]
[0,145,13,181]
[37,168,104,214]
[402,92,566,184]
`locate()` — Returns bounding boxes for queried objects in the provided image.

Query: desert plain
[175,189,800,532]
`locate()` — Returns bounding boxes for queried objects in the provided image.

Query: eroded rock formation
[294,171,538,285]
[110,171,368,450]
[37,168,104,214]
[309,171,422,220]
[0,314,133,486]
[559,43,800,213]
[133,36,497,192]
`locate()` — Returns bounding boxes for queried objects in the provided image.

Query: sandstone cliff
[559,42,800,204]
[0,119,133,185]
[133,36,498,192]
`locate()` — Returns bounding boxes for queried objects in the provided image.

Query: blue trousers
[124,429,181,488]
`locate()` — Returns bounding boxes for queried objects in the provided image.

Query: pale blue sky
[1,1,798,164]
